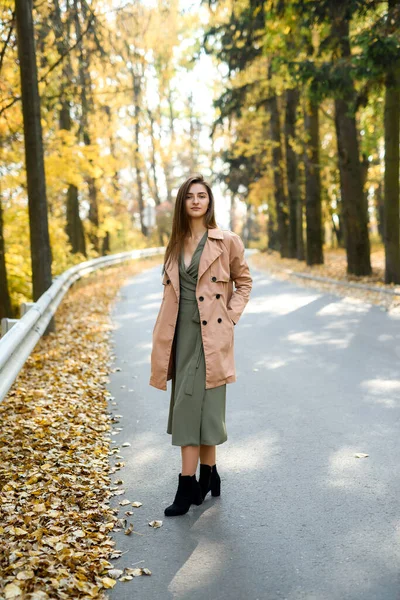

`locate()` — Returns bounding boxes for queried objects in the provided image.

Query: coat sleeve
[226,233,253,325]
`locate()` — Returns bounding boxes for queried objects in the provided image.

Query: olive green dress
[167,229,227,446]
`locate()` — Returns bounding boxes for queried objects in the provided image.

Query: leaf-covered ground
[0,257,162,600]
[249,247,400,313]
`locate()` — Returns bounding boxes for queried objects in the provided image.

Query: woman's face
[185,183,209,220]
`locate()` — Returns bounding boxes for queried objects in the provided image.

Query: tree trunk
[284,88,300,258]
[375,181,384,240]
[332,14,371,276]
[15,0,53,321]
[147,108,161,205]
[59,100,86,255]
[162,86,175,203]
[131,65,147,237]
[105,104,121,196]
[296,194,305,260]
[304,99,324,265]
[0,197,12,319]
[52,0,86,256]
[267,197,280,251]
[66,184,86,255]
[383,0,400,283]
[74,2,99,252]
[267,92,289,257]
[101,231,110,255]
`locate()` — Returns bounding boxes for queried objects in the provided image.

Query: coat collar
[165,227,224,297]
[207,227,224,240]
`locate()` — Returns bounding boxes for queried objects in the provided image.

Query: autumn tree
[15,0,53,311]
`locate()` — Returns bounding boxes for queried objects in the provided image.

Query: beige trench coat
[149,227,253,391]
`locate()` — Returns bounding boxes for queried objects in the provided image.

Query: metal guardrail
[0,247,165,403]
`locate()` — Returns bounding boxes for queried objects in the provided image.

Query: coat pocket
[210,256,230,282]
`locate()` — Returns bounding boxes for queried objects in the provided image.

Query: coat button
[216,294,220,299]
[166,279,170,284]
[202,320,207,325]
[211,276,217,282]
[217,318,222,323]
[199,296,204,301]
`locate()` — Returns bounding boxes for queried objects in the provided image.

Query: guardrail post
[20,302,35,317]
[1,318,19,337]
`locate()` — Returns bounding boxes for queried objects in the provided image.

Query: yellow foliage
[1,0,190,309]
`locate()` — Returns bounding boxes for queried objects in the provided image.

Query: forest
[1,0,399,319]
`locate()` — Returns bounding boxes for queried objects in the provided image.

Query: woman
[149,174,252,517]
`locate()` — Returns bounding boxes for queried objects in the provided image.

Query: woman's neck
[187,221,208,239]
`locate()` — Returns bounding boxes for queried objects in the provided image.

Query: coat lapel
[165,227,224,297]
[198,228,224,281]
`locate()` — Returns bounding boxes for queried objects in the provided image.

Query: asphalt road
[106,256,400,600]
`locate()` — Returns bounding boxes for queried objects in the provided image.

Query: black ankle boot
[164,474,203,517]
[199,463,221,500]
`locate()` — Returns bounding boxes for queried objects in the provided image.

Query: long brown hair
[162,174,218,274]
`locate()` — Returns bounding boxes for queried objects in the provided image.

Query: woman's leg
[200,444,216,466]
[181,445,200,475]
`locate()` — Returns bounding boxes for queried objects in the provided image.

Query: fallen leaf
[101,576,117,589]
[131,501,142,508]
[108,569,123,579]
[0,261,161,598]
[16,570,35,580]
[124,523,134,535]
[148,520,163,528]
[125,567,152,576]
[72,529,85,538]
[4,583,22,599]
[115,518,127,529]
[125,568,144,576]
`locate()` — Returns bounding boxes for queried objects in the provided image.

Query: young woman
[149,174,252,517]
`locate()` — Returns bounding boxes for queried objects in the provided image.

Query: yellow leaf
[124,523,134,535]
[16,570,35,580]
[72,529,85,538]
[148,520,162,528]
[4,583,23,599]
[125,568,144,577]
[101,577,117,589]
